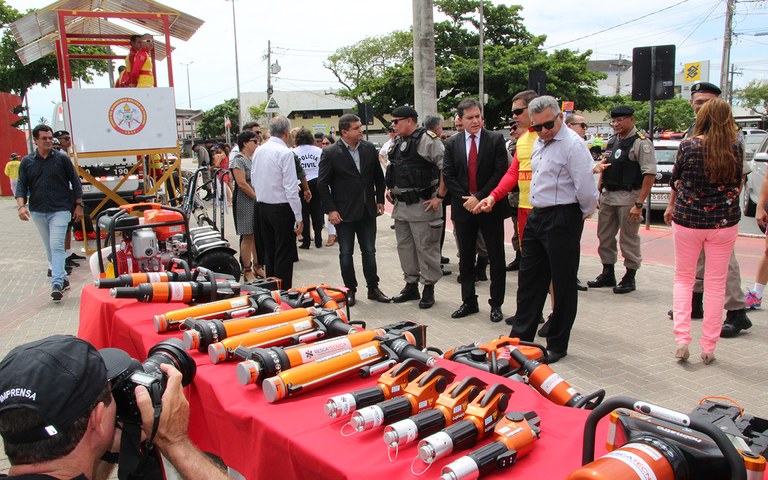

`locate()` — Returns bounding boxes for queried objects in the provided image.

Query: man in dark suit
[442,98,510,323]
[318,114,391,306]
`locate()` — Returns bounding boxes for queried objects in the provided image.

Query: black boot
[392,283,420,303]
[587,264,616,288]
[613,268,636,294]
[475,256,489,282]
[419,284,435,309]
[720,309,752,338]
[691,292,703,319]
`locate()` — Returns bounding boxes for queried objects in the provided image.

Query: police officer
[588,106,656,294]
[386,105,445,308]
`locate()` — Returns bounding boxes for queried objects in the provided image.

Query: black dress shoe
[720,309,752,338]
[576,279,588,291]
[65,257,80,268]
[299,243,310,250]
[451,303,479,318]
[587,273,616,288]
[545,350,567,364]
[538,315,552,337]
[490,307,503,323]
[315,239,323,248]
[367,287,391,303]
[392,283,420,303]
[347,291,356,307]
[441,266,452,276]
[69,252,87,260]
[506,257,520,272]
[419,284,435,309]
[441,256,450,265]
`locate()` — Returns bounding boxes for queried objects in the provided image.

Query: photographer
[0,335,226,480]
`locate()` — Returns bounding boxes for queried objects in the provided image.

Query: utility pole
[478,0,484,111]
[720,0,735,100]
[229,0,242,128]
[615,54,623,96]
[180,61,194,109]
[729,63,742,105]
[412,0,438,117]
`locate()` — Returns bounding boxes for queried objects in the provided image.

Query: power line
[679,1,722,47]
[544,0,691,49]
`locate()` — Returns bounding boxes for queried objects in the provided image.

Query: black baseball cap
[391,105,418,120]
[610,105,634,118]
[53,130,70,138]
[9,153,19,160]
[0,335,127,444]
[690,81,721,96]
[313,132,325,140]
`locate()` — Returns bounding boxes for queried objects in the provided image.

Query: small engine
[116,228,176,273]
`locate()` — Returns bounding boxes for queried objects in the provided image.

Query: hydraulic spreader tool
[443,336,546,376]
[439,411,541,480]
[261,323,434,403]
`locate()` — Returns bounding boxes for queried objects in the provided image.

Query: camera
[103,338,196,424]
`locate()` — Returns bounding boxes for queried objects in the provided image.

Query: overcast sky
[9,0,768,124]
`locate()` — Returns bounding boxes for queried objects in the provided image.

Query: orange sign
[562,101,575,112]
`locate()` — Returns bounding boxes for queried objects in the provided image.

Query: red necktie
[468,134,478,194]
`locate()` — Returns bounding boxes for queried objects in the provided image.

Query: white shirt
[529,125,599,216]
[292,144,322,181]
[379,139,393,158]
[251,137,302,222]
[229,144,241,162]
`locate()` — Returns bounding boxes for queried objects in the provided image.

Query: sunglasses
[531,116,559,132]
[512,107,528,116]
[391,118,407,125]
[321,141,331,146]
[141,39,153,43]
[569,122,587,129]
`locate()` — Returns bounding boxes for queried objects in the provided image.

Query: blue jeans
[335,215,379,291]
[31,210,70,287]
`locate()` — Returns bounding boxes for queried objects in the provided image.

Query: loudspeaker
[528,70,547,96]
[357,103,374,125]
[632,45,676,101]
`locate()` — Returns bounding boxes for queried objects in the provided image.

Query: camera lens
[145,338,197,386]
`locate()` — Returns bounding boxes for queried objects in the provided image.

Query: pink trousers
[672,223,738,354]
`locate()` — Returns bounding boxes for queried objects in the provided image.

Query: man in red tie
[442,98,510,323]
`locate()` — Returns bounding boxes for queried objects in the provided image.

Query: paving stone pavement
[1,195,766,472]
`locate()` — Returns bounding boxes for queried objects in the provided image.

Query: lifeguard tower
[10,0,204,251]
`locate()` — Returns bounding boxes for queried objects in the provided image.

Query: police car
[648,140,680,211]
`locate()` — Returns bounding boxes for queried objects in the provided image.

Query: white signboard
[67,87,178,153]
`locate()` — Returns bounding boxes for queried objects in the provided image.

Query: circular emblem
[400,141,408,152]
[108,98,147,135]
[656,172,663,180]
[614,149,622,159]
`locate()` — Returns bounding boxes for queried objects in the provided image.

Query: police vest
[386,128,439,190]
[602,133,644,190]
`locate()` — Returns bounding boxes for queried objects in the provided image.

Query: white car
[648,140,680,211]
[744,135,768,217]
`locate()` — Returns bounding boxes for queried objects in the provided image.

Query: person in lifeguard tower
[121,34,154,88]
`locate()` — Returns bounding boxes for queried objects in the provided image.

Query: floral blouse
[670,136,743,229]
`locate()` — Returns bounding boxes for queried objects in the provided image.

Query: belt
[603,185,639,192]
[532,203,579,214]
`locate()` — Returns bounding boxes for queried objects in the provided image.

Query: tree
[324,1,605,128]
[597,96,695,133]
[324,30,414,125]
[197,98,240,139]
[248,101,268,125]
[37,116,48,125]
[735,80,768,116]
[0,4,109,101]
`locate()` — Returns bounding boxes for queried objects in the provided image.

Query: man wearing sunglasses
[385,105,445,309]
[507,96,599,363]
[587,106,656,295]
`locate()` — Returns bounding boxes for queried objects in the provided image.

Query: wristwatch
[634,202,644,209]
[436,193,445,200]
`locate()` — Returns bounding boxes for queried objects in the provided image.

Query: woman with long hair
[664,98,743,365]
[231,131,265,281]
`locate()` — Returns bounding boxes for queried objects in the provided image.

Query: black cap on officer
[610,106,634,118]
[690,82,722,96]
[391,106,418,120]
[52,130,70,138]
